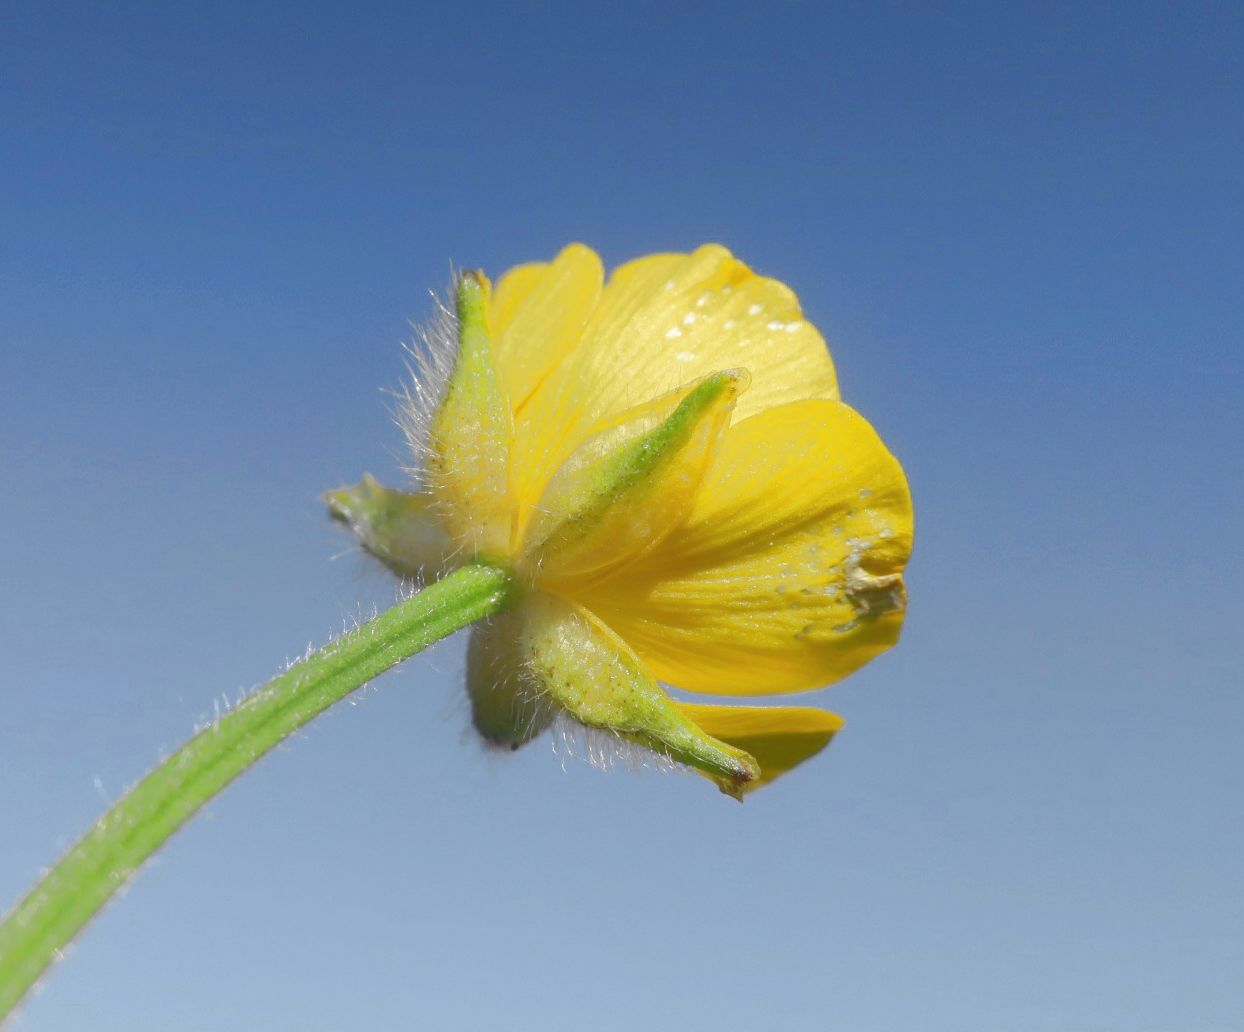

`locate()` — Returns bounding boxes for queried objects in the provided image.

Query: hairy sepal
[324,474,454,579]
[426,272,513,559]
[522,369,747,585]
[520,592,759,798]
[467,612,555,749]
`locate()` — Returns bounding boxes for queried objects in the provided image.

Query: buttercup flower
[327,244,912,797]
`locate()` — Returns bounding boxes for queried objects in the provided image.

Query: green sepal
[524,369,747,583]
[467,613,555,750]
[522,593,760,798]
[324,474,452,579]
[426,271,513,558]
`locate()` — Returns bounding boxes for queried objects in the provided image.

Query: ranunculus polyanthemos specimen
[327,244,912,797]
[0,245,910,1025]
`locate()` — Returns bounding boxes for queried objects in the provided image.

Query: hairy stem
[0,561,514,1022]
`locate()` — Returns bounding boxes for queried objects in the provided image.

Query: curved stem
[0,561,514,1022]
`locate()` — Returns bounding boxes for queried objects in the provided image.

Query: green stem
[0,561,514,1022]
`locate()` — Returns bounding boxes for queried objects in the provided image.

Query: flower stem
[0,561,514,1022]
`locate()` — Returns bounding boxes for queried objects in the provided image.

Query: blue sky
[2,2,1242,1030]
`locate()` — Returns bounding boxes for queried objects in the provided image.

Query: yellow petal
[488,243,603,415]
[508,244,841,519]
[576,398,913,695]
[674,703,843,792]
[520,593,760,797]
[488,261,548,337]
[522,369,747,582]
[427,272,513,557]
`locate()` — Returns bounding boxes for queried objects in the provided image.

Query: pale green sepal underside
[524,368,747,584]
[521,592,760,798]
[427,272,513,558]
[324,474,453,578]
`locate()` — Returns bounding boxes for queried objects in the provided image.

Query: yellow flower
[327,244,912,797]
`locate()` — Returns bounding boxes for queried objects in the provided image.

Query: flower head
[327,244,912,797]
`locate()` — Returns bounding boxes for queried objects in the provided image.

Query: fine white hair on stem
[189,599,390,739]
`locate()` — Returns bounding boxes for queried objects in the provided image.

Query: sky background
[2,2,1242,1030]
